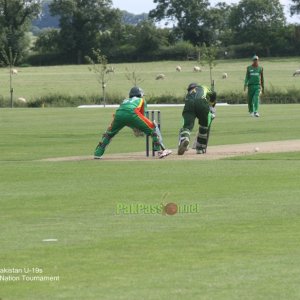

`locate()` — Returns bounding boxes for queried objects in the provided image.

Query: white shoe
[196,148,206,154]
[158,149,172,159]
[250,112,254,117]
[177,138,189,155]
[254,112,260,117]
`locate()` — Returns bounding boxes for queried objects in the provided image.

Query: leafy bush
[26,93,125,107]
[226,43,263,59]
[157,41,197,61]
[26,52,74,66]
[220,88,300,105]
[109,45,138,63]
[147,93,185,104]
[0,95,8,107]
[263,86,300,104]
[1,90,299,108]
[18,63,32,67]
[0,96,28,108]
[217,92,248,104]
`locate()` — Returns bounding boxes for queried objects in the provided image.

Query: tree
[125,67,144,86]
[270,24,300,56]
[97,20,171,62]
[0,47,18,108]
[229,0,286,56]
[0,0,41,59]
[149,0,211,45]
[33,28,60,54]
[204,2,234,46]
[291,0,300,15]
[135,20,168,54]
[199,43,218,88]
[49,0,121,64]
[85,48,113,106]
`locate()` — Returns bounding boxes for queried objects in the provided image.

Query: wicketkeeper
[178,83,217,155]
[94,87,172,159]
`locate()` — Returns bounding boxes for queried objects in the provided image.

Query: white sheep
[105,66,114,74]
[193,66,201,72]
[293,69,300,76]
[222,72,228,79]
[11,68,18,75]
[155,74,166,80]
[176,65,182,72]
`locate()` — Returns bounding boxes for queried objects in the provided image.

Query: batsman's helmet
[129,86,144,98]
[187,83,198,92]
[210,91,217,102]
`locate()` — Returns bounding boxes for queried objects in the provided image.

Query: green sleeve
[261,67,264,90]
[244,67,249,86]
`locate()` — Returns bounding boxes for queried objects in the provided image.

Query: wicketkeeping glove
[132,128,144,137]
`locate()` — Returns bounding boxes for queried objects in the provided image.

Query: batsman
[178,83,217,155]
[94,86,172,159]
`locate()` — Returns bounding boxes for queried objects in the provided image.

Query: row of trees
[0,0,40,61]
[0,0,300,66]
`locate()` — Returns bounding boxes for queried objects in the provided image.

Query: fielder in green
[178,83,217,155]
[94,87,172,159]
[244,55,264,117]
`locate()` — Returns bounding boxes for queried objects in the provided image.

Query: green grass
[0,58,300,102]
[0,105,300,299]
[1,104,300,161]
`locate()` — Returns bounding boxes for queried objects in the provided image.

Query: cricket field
[0,104,300,299]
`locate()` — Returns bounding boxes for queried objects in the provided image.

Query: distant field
[0,58,300,101]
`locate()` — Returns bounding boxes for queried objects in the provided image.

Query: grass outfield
[1,104,300,160]
[1,105,300,299]
[0,58,300,101]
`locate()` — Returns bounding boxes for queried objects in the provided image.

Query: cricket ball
[164,202,178,215]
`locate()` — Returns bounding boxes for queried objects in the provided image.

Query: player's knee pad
[196,126,208,149]
[150,132,161,151]
[101,132,113,146]
[179,128,191,139]
[199,125,208,135]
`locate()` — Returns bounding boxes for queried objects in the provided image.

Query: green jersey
[186,85,216,107]
[117,96,147,115]
[244,65,264,89]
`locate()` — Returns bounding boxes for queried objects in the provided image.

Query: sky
[112,0,299,23]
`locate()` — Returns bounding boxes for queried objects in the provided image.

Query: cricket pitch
[40,139,300,162]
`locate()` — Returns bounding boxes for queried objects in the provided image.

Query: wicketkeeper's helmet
[129,86,144,98]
